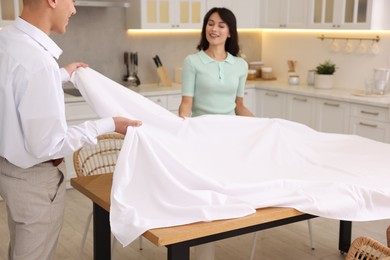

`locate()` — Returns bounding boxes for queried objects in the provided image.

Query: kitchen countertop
[65,80,390,109]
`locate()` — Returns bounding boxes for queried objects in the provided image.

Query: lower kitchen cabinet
[286,94,316,129]
[256,89,287,119]
[316,99,350,134]
[349,104,390,143]
[243,88,256,116]
[147,93,181,114]
[65,100,99,188]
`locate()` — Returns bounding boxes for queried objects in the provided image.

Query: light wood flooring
[0,189,389,260]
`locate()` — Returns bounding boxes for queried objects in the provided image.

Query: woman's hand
[64,62,89,77]
[113,117,142,135]
[178,96,193,119]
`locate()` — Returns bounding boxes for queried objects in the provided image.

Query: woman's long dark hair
[197,7,239,56]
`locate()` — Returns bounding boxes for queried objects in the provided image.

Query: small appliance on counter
[373,68,390,95]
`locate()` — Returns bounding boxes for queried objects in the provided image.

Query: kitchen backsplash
[53,7,390,91]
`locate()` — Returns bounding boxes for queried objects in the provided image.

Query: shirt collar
[14,17,63,59]
[198,50,235,65]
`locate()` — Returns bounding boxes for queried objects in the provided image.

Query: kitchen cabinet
[260,0,308,29]
[286,94,316,129]
[64,100,99,188]
[127,0,206,29]
[316,99,350,134]
[148,93,181,114]
[349,104,390,143]
[256,89,287,119]
[0,0,22,27]
[243,88,256,115]
[308,0,389,30]
[206,0,260,28]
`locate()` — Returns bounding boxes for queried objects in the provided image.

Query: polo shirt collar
[198,50,235,64]
[14,17,63,59]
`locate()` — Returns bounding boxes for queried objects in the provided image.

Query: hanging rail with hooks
[318,34,380,42]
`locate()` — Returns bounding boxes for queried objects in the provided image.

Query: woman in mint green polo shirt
[178,7,254,118]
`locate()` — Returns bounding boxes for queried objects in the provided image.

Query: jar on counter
[261,67,273,80]
[247,69,257,80]
[249,61,263,78]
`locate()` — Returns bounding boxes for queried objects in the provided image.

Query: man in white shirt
[0,0,141,259]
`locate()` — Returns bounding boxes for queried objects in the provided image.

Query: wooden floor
[0,189,389,260]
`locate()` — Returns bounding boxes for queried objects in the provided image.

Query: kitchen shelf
[74,0,130,8]
[318,34,380,42]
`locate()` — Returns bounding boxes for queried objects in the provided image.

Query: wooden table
[71,174,352,260]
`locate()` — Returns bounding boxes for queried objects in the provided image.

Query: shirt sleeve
[60,67,70,83]
[181,55,196,97]
[236,59,248,98]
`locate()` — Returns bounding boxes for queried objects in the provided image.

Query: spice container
[247,69,257,80]
[249,61,263,78]
[261,67,273,80]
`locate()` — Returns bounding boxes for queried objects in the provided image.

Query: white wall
[261,29,390,90]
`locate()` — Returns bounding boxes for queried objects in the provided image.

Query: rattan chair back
[345,236,390,260]
[73,133,125,177]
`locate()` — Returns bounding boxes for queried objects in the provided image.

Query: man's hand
[64,62,88,77]
[113,117,142,135]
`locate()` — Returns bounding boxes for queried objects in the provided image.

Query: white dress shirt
[0,17,115,168]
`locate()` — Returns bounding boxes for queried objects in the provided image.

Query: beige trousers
[0,157,65,260]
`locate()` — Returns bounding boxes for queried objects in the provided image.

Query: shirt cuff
[95,117,116,135]
[60,68,70,83]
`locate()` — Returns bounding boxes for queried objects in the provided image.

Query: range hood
[74,0,130,8]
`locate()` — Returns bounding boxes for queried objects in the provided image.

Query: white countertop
[65,80,390,109]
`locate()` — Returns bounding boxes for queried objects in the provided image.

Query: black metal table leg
[167,243,190,260]
[93,203,111,260]
[339,220,352,254]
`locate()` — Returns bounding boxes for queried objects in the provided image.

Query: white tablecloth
[71,68,390,247]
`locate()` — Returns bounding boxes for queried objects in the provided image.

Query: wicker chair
[345,236,390,260]
[73,133,142,260]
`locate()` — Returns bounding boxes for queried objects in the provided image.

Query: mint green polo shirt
[181,50,248,117]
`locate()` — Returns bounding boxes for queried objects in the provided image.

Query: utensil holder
[157,67,172,86]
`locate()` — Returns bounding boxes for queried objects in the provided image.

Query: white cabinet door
[127,0,205,29]
[286,94,316,129]
[260,0,308,29]
[148,95,168,108]
[308,0,374,29]
[243,88,256,115]
[0,0,22,27]
[349,104,390,143]
[316,99,350,134]
[256,89,287,119]
[206,0,260,28]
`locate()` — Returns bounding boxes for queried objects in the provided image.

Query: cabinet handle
[265,92,278,97]
[359,122,378,128]
[360,110,379,116]
[293,97,307,102]
[324,102,340,107]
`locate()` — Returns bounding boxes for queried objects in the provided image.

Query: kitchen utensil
[343,40,353,54]
[153,55,172,86]
[127,52,138,86]
[122,52,129,82]
[133,52,141,86]
[370,41,380,55]
[356,40,367,55]
[330,39,339,53]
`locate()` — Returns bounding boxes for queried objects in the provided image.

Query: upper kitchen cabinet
[260,0,308,29]
[127,0,206,29]
[206,0,260,28]
[308,0,390,29]
[0,0,22,27]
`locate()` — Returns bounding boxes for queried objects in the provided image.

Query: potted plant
[314,60,336,89]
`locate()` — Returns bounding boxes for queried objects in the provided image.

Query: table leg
[167,243,190,260]
[93,203,111,260]
[339,220,352,254]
